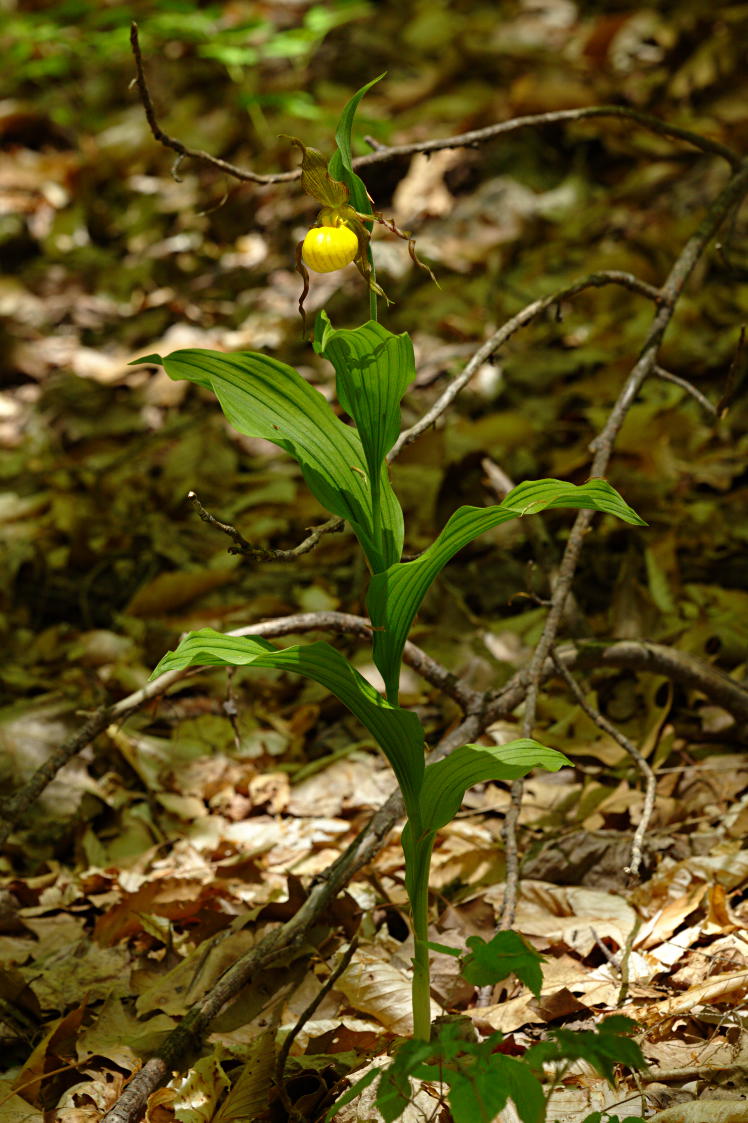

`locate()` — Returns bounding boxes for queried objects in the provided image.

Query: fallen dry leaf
[334,945,442,1036]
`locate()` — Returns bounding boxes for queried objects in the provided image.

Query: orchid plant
[137,82,646,1121]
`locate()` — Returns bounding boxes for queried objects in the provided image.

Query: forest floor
[2,3,748,1121]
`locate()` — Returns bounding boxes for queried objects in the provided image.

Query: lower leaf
[150,628,425,812]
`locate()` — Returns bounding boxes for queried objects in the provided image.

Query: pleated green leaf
[135,348,403,572]
[320,318,415,478]
[368,478,646,700]
[418,740,570,835]
[150,628,424,812]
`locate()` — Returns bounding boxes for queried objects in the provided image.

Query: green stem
[408,830,435,1041]
[368,245,378,322]
[371,477,382,562]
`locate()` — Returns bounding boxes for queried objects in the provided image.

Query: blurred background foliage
[1,0,746,858]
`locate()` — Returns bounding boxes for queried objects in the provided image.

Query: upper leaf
[136,348,403,573]
[418,740,570,834]
[319,316,415,491]
[368,478,646,700]
[150,628,425,812]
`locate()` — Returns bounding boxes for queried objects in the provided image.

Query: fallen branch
[129,23,740,184]
[648,1100,748,1122]
[499,156,748,927]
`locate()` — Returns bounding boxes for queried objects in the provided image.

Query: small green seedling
[136,81,647,1120]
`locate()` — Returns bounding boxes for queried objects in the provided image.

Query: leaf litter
[2,3,748,1121]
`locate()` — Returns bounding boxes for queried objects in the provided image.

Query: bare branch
[653,366,717,418]
[551,652,657,878]
[569,640,748,727]
[188,491,345,560]
[717,325,747,418]
[354,105,740,172]
[500,158,748,927]
[389,271,661,460]
[129,31,740,187]
[274,937,359,1118]
[129,23,296,185]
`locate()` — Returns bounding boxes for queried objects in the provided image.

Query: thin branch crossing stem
[129,24,740,183]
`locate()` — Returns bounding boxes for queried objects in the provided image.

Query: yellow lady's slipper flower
[283,135,437,330]
[302,223,359,273]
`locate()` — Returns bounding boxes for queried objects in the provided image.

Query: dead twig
[716,325,747,418]
[389,271,661,460]
[129,29,740,185]
[130,23,296,185]
[354,105,741,173]
[500,159,748,927]
[653,365,718,418]
[551,652,657,878]
[188,491,344,560]
[274,938,359,1120]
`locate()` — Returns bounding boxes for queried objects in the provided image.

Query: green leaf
[447,1051,544,1123]
[402,740,569,914]
[491,1055,545,1123]
[368,477,646,699]
[329,74,384,220]
[460,930,545,997]
[320,318,415,478]
[376,1067,416,1123]
[129,353,162,366]
[317,317,413,575]
[135,348,402,572]
[150,628,424,813]
[418,740,571,834]
[528,1017,646,1086]
[376,1042,436,1123]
